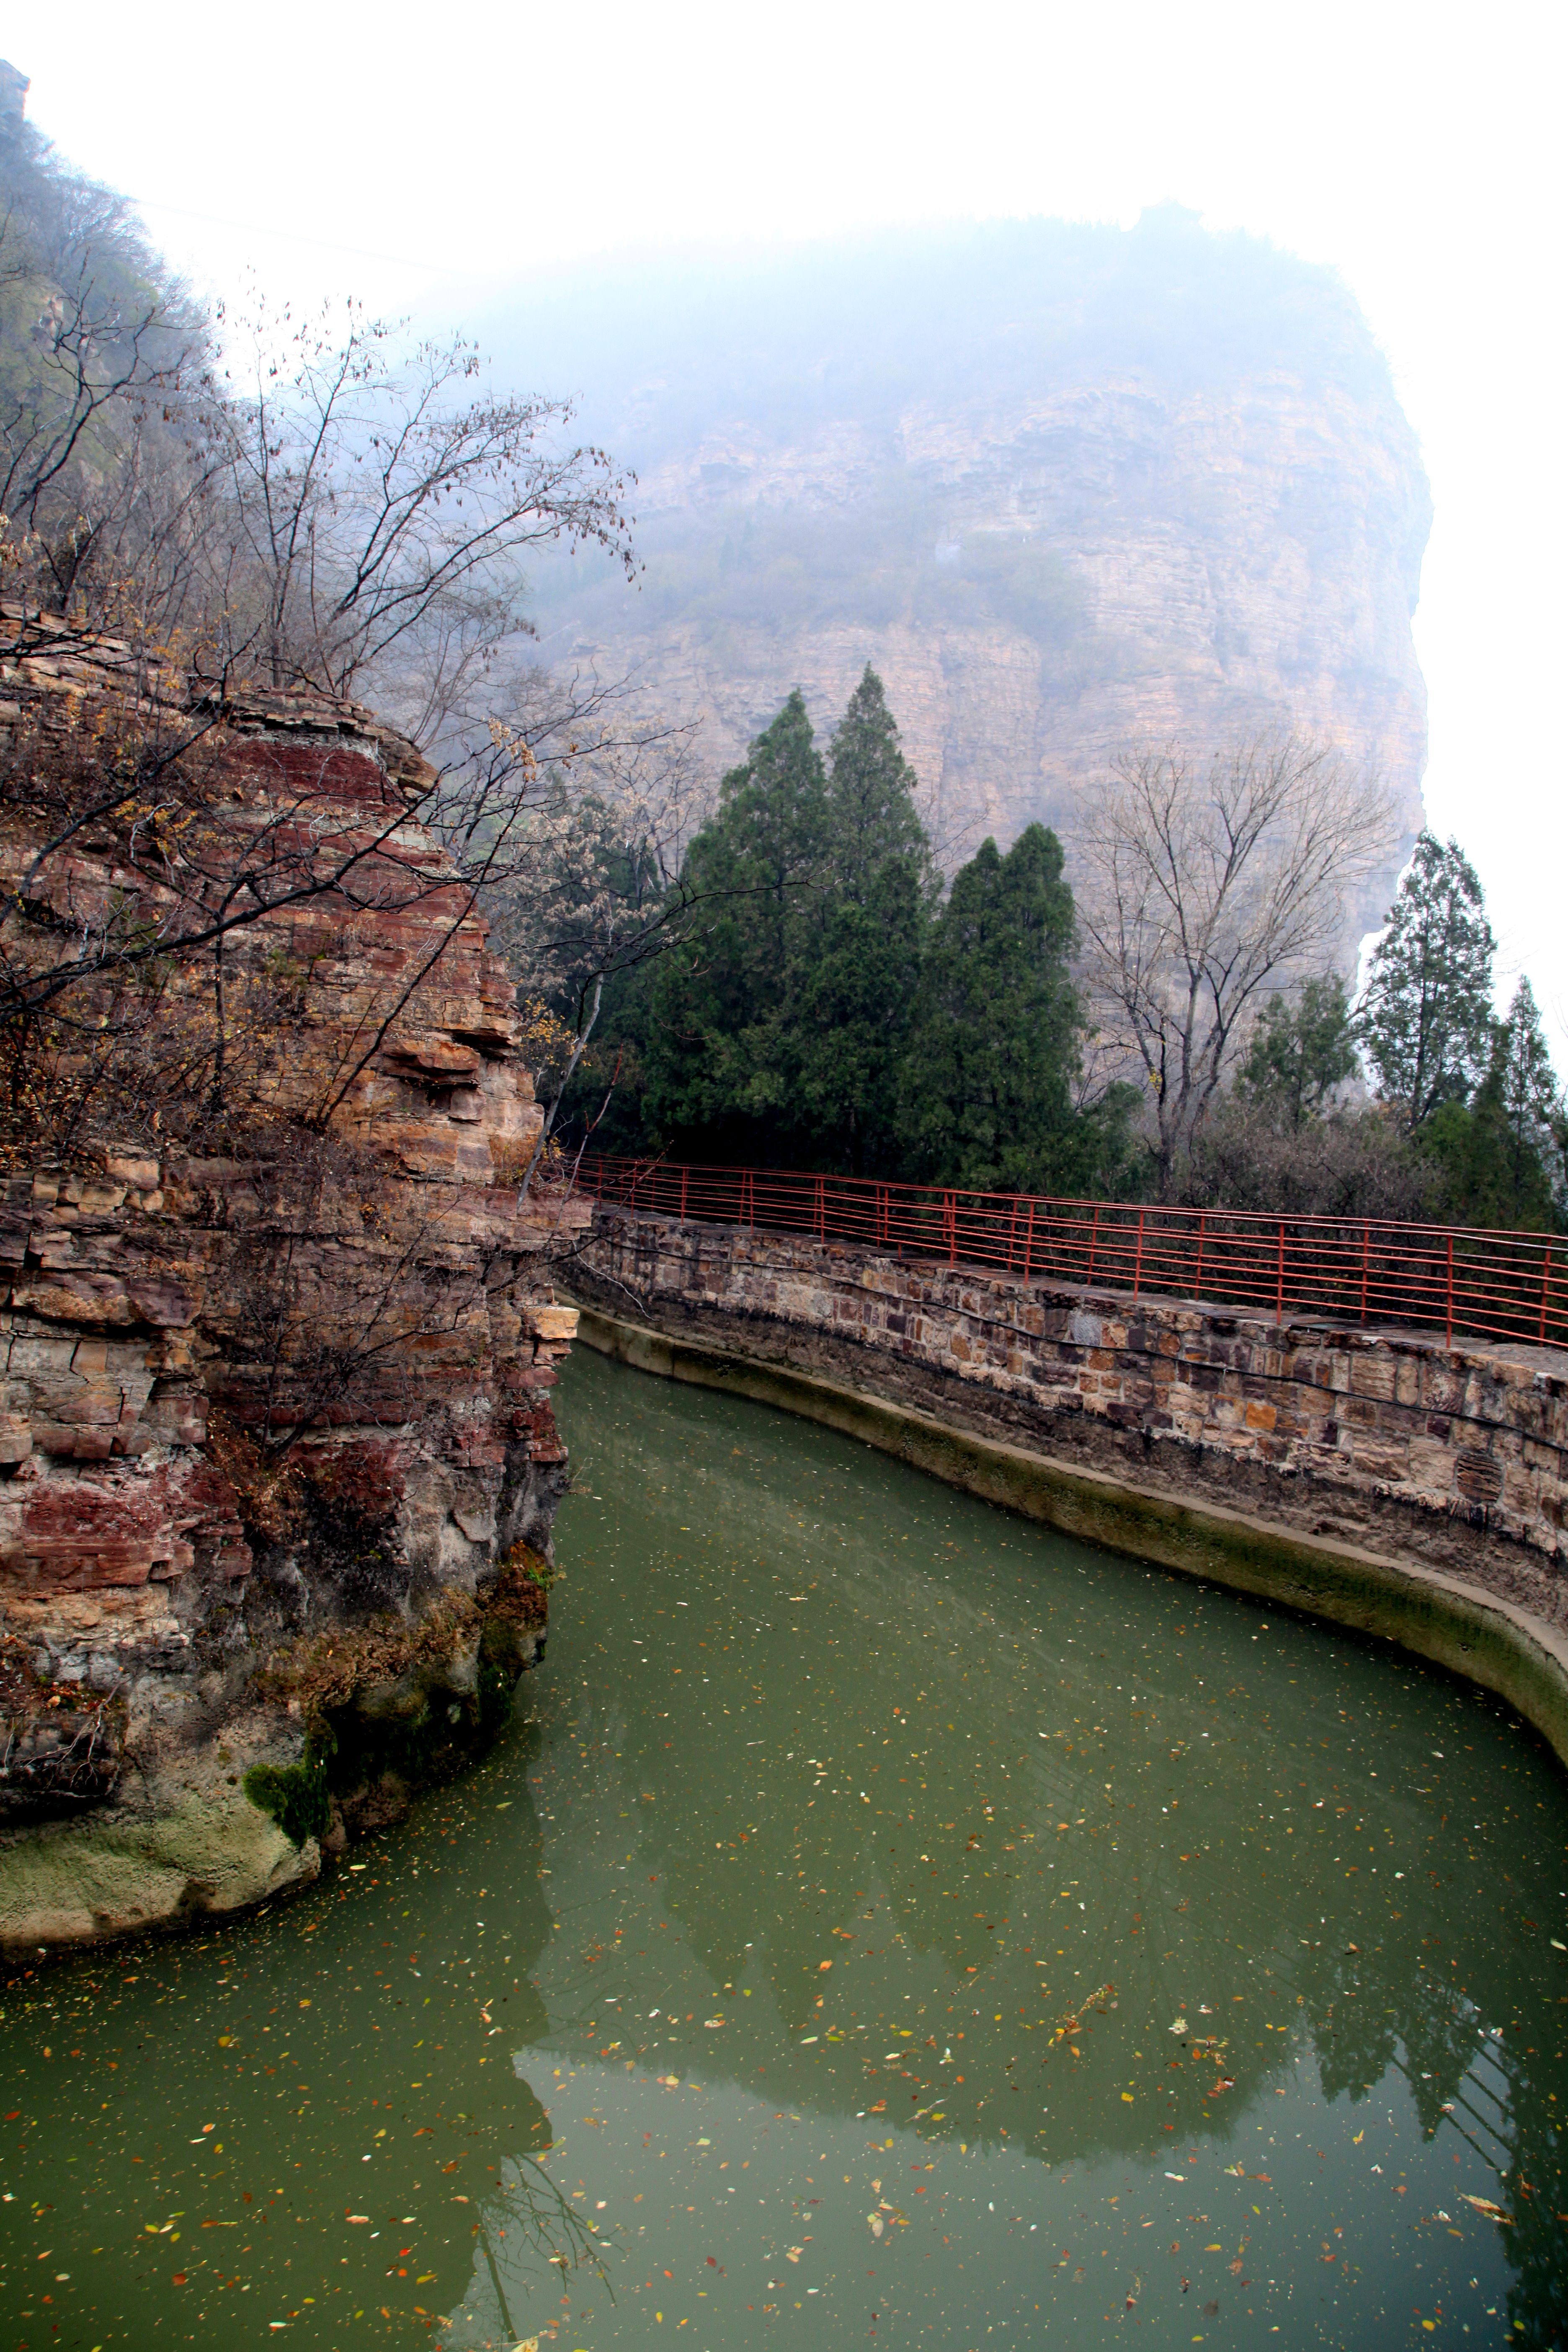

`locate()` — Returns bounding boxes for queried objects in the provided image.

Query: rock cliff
[501,212,1430,925]
[0,615,584,1952]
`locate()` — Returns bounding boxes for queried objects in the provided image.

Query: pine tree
[643,677,935,1167]
[1489,977,1560,1217]
[822,665,931,903]
[1420,979,1561,1229]
[788,670,935,1169]
[643,690,829,1146]
[904,825,1129,1193]
[1236,975,1359,1129]
[1359,833,1496,1127]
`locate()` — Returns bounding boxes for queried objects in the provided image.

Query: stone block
[77,1181,127,1215]
[4,1336,78,1377]
[140,1395,208,1446]
[524,1303,579,1342]
[104,1152,160,1191]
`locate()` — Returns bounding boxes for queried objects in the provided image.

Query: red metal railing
[575,1155,1568,1352]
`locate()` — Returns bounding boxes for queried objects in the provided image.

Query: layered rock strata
[0,618,583,1951]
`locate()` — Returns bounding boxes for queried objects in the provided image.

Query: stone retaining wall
[574,1209,1568,1639]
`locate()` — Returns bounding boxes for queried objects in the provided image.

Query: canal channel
[2,1344,1565,2347]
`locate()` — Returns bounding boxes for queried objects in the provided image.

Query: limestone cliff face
[625,374,1426,867]
[0,622,585,1951]
[510,215,1430,923]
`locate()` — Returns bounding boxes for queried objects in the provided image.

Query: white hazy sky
[18,0,1568,1048]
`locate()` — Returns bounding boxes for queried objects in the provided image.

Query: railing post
[1088,1204,1099,1287]
[1540,1242,1555,1347]
[815,1173,825,1243]
[1024,1199,1036,1284]
[1446,1232,1454,1348]
[680,1165,689,1222]
[1132,1207,1145,1299]
[946,1191,956,1266]
[1276,1220,1285,1321]
[1195,1211,1206,1302]
[1360,1223,1370,1323]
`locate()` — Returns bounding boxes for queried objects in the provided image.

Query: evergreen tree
[643,674,934,1168]
[789,669,935,1169]
[1419,980,1561,1230]
[616,677,1132,1188]
[643,689,829,1148]
[1236,974,1359,1129]
[822,665,931,900]
[1359,833,1496,1127]
[1495,977,1560,1199]
[904,824,1129,1193]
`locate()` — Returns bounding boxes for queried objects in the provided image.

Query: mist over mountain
[476,208,1430,909]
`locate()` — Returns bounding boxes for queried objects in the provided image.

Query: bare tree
[1075,735,1394,1199]
[201,297,637,733]
[0,116,204,622]
[481,671,707,1192]
[0,612,716,1185]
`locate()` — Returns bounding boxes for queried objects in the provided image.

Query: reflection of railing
[575,1156,1568,1351]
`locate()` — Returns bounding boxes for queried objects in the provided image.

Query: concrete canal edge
[571,1298,1568,1773]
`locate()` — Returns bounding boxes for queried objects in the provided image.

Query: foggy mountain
[475,206,1430,912]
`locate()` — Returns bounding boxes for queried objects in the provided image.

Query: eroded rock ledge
[0,621,583,1952]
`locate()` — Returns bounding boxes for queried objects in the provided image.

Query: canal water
[3,1344,1567,2350]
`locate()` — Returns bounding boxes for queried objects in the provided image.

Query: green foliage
[1352,840,1565,1228]
[644,671,932,1171]
[900,825,1133,1193]
[1417,980,1562,1231]
[1360,833,1496,1127]
[1493,978,1559,1176]
[1236,975,1359,1129]
[243,1750,331,1848]
[620,676,1132,1191]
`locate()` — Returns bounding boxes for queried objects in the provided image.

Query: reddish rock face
[0,621,586,1943]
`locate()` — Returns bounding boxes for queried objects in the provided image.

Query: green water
[3,1346,1568,2352]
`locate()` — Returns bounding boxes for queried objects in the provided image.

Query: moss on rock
[242,1751,332,1846]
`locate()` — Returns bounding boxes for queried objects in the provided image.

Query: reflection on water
[2,1343,1566,2348]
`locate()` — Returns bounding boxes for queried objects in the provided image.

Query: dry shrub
[257,1541,550,1727]
[1181,1100,1438,1221]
